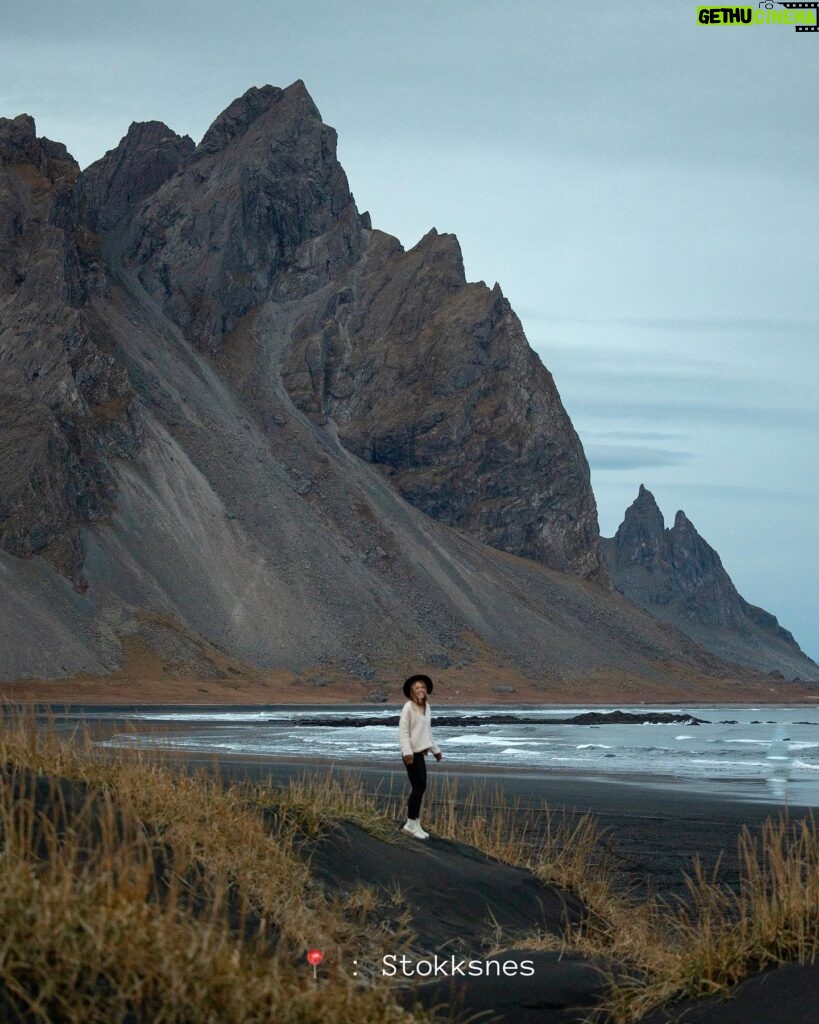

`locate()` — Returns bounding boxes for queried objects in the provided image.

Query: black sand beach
[185,753,815,902]
[22,709,819,1022]
[198,753,819,1023]
[46,705,817,900]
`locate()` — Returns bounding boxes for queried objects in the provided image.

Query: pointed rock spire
[121,81,362,352]
[0,114,75,175]
[603,487,816,678]
[195,81,321,158]
[82,120,194,231]
[612,484,665,567]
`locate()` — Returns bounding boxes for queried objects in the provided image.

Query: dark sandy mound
[303,821,585,955]
[303,821,614,1022]
[638,960,819,1024]
[407,948,610,1024]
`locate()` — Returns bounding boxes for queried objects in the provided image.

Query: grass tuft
[594,815,819,1022]
[0,707,427,1023]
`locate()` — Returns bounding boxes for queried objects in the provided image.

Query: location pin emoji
[307,948,324,980]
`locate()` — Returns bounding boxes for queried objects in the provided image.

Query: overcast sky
[4,1,818,661]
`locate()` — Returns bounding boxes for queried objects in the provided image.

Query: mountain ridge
[0,85,814,695]
[601,485,816,680]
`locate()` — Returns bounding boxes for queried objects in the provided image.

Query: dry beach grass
[1,707,818,1022]
[0,710,422,1023]
[603,815,819,1022]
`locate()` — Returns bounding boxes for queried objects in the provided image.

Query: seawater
[66,703,819,805]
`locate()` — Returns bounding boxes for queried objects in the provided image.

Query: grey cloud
[550,364,747,391]
[524,313,819,337]
[585,428,690,443]
[567,396,817,430]
[660,482,819,503]
[608,317,819,337]
[584,445,692,471]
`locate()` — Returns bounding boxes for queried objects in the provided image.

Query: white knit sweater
[398,700,440,757]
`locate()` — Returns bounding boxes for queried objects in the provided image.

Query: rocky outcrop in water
[292,710,709,727]
[601,486,817,680]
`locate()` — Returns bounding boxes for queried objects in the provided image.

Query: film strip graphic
[770,1,819,31]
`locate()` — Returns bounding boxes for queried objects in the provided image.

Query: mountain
[116,83,606,584]
[0,114,141,584]
[601,486,817,681]
[0,85,810,698]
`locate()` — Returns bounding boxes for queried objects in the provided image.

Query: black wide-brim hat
[403,674,433,698]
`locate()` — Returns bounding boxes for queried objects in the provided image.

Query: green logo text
[697,5,818,25]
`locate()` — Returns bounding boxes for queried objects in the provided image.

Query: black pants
[404,751,427,819]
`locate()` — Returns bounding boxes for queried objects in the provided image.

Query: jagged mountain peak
[123,120,182,142]
[623,484,664,522]
[82,119,194,232]
[195,81,321,158]
[118,81,361,352]
[12,86,769,692]
[602,489,816,679]
[613,484,665,565]
[414,226,461,251]
[407,228,467,288]
[88,84,608,583]
[672,509,692,530]
[0,114,75,172]
[0,113,37,150]
[667,511,723,578]
[632,483,661,511]
[84,119,193,172]
[0,115,140,584]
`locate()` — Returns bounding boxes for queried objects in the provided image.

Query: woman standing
[399,673,443,840]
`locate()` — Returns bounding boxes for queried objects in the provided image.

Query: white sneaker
[415,821,430,839]
[402,819,427,840]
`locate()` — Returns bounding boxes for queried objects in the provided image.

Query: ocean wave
[692,759,768,768]
[444,735,539,747]
[131,711,272,722]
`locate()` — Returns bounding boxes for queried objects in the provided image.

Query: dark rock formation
[291,711,708,728]
[0,115,140,582]
[117,82,605,584]
[282,229,604,581]
[0,87,797,692]
[81,121,194,233]
[305,822,585,955]
[601,486,817,680]
[124,83,365,355]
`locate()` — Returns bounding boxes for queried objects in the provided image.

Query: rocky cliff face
[81,120,194,233]
[601,486,817,680]
[122,83,366,355]
[280,228,604,581]
[2,86,804,694]
[0,115,140,582]
[112,83,605,583]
